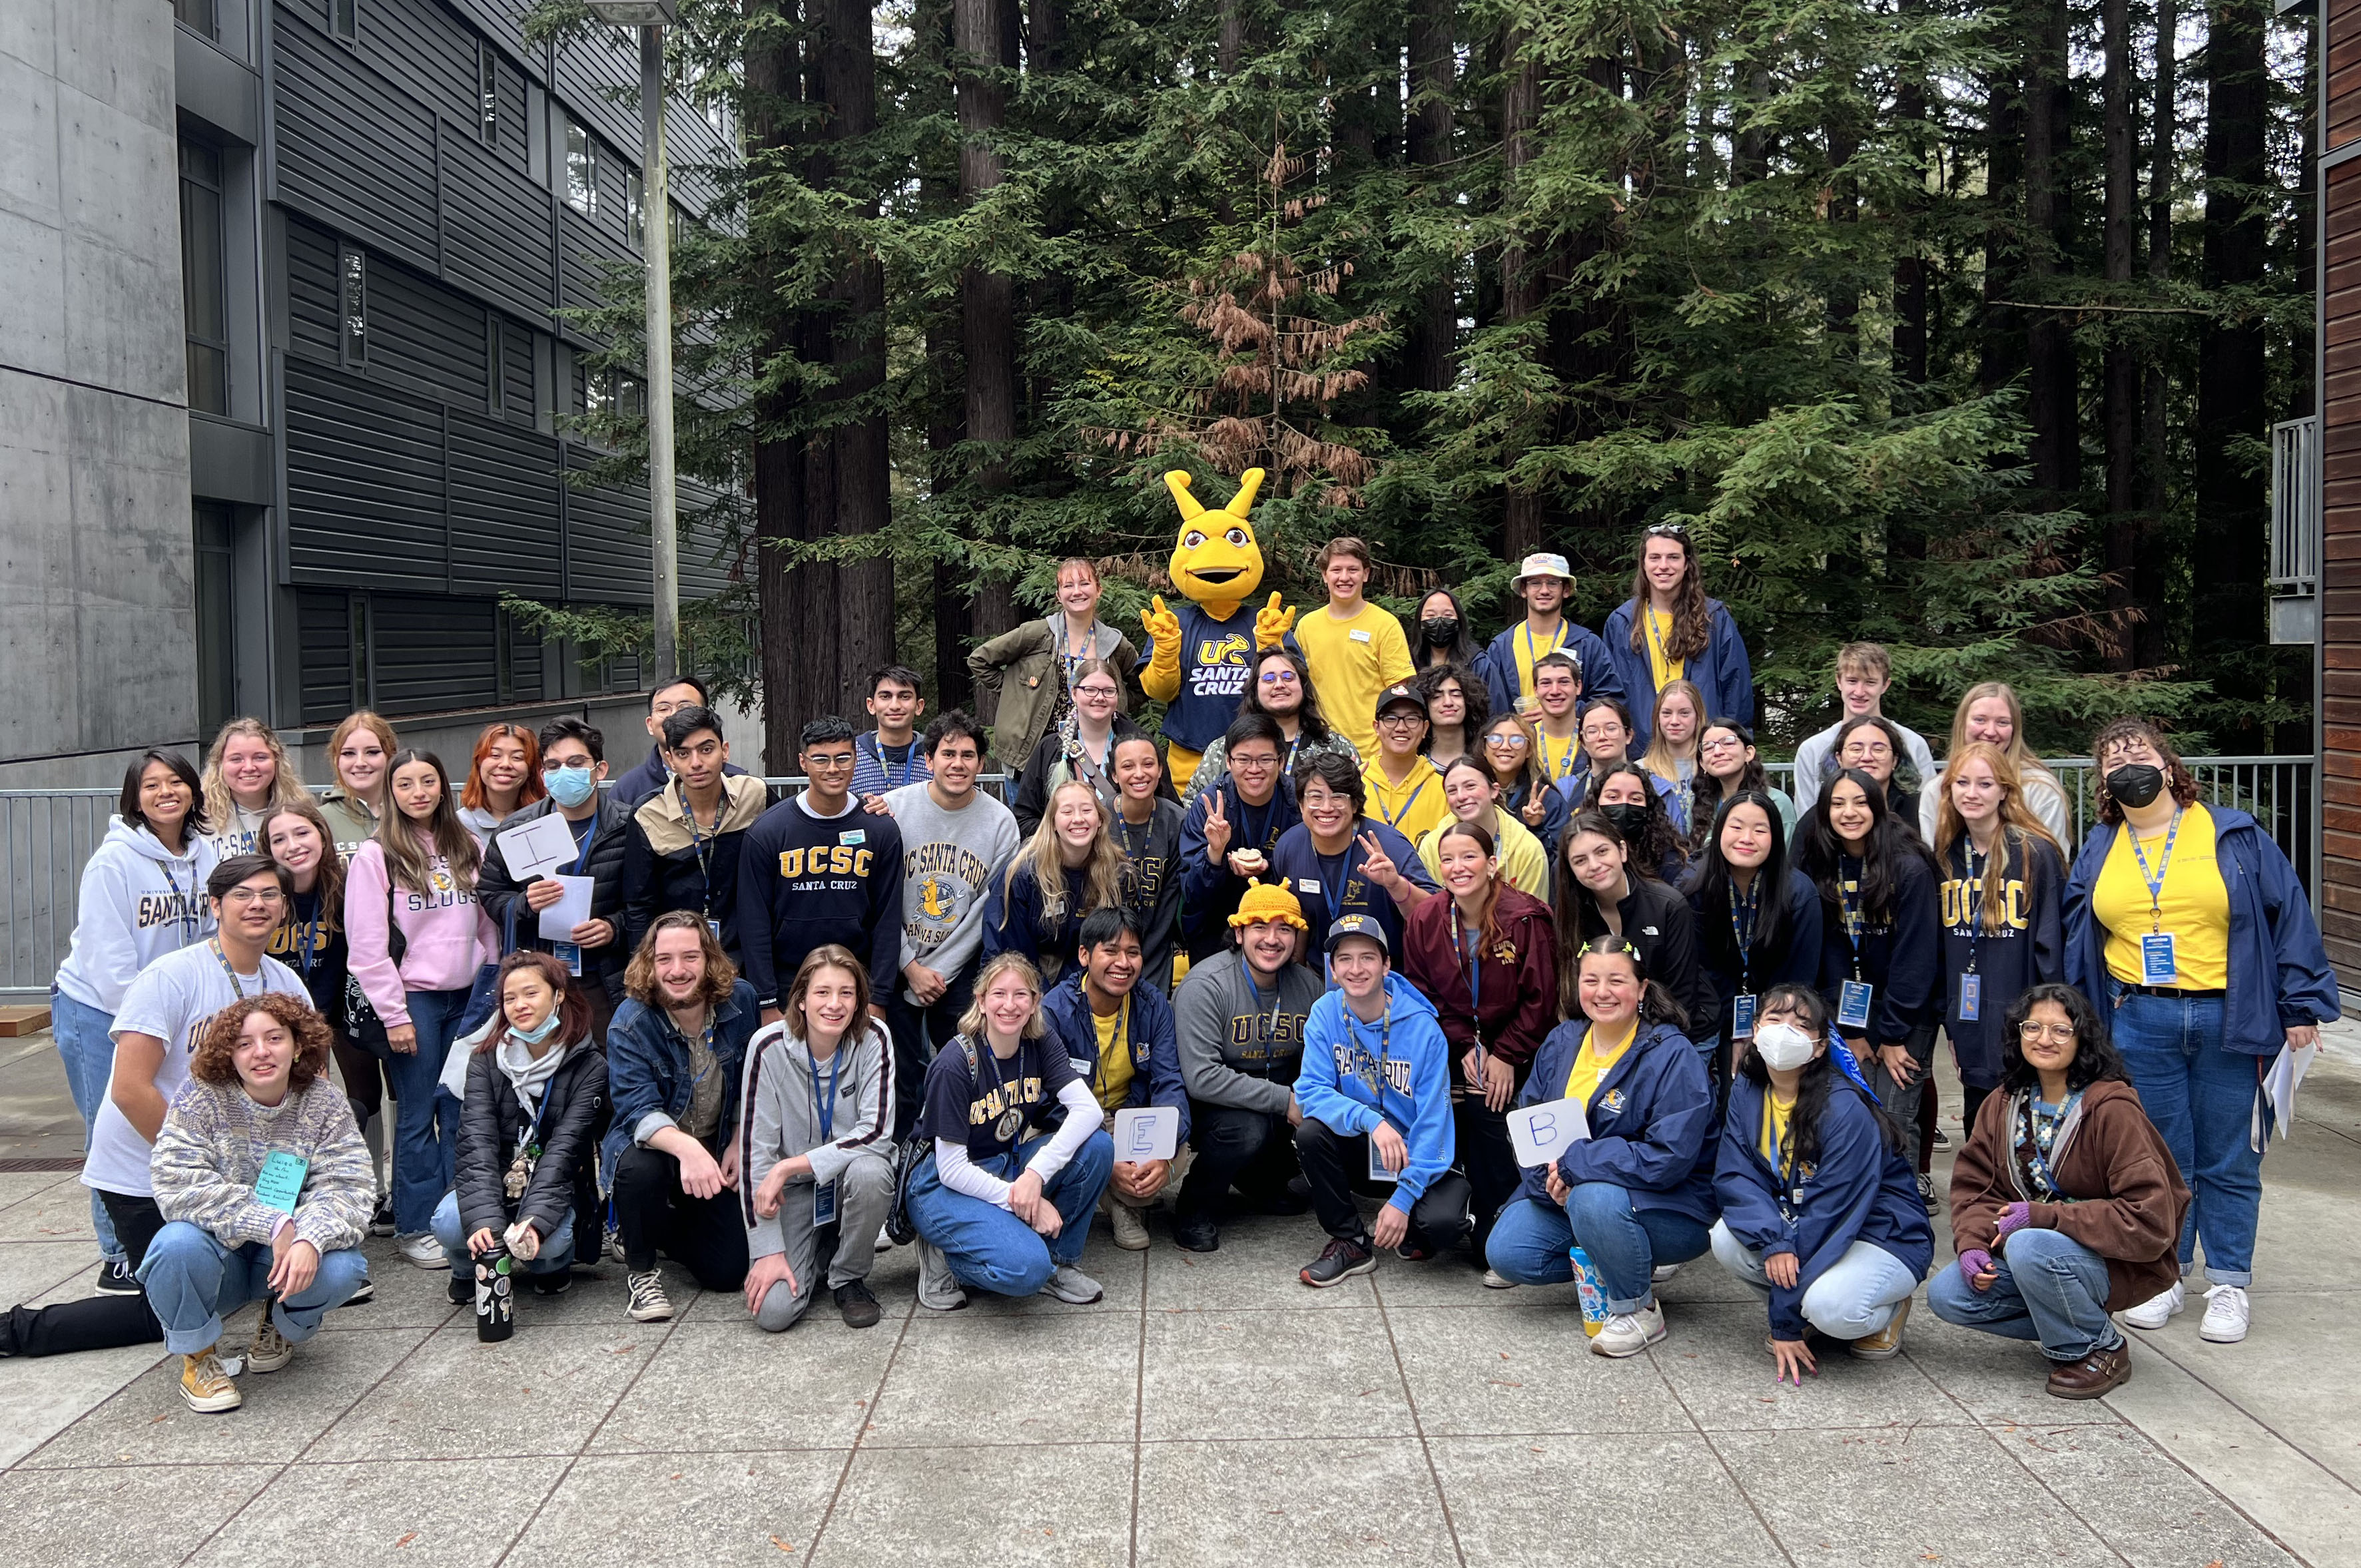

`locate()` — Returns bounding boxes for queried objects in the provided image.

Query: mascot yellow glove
[1253,590,1296,651]
[1140,593,1184,703]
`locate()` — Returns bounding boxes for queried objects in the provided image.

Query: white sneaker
[874,1223,897,1254]
[1650,1262,1683,1282]
[1591,1300,1668,1358]
[2198,1284,2250,1344]
[625,1268,674,1323]
[245,1314,295,1374]
[1042,1264,1104,1305]
[1480,1268,1517,1290]
[396,1232,446,1270]
[2122,1281,2185,1330]
[1108,1202,1152,1251]
[915,1240,968,1312]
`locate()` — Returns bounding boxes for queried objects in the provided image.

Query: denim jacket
[601,978,761,1172]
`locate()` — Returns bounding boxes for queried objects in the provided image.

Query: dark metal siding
[284,360,448,591]
[297,590,356,724]
[286,216,341,362]
[448,409,562,597]
[564,446,651,604]
[372,594,501,716]
[500,321,536,419]
[274,14,440,272]
[441,125,555,327]
[367,257,491,407]
[356,0,480,131]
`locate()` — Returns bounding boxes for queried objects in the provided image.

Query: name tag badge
[1958,973,1981,1021]
[708,919,723,943]
[813,1180,838,1226]
[1731,993,1758,1040]
[254,1151,309,1214]
[1349,628,1372,644]
[1837,979,1874,1031]
[554,941,584,977]
[1297,878,1323,894]
[1367,1135,1397,1183]
[1070,1056,1095,1083]
[2141,932,2179,987]
[839,829,866,847]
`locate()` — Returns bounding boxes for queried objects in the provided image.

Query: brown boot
[2045,1340,2132,1400]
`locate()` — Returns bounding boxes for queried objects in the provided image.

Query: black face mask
[2105,763,2165,810]
[1421,617,1459,647]
[1604,803,1652,844]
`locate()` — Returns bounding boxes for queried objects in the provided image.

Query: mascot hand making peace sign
[1137,467,1297,782]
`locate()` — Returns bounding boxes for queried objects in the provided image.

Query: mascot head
[1164,467,1267,620]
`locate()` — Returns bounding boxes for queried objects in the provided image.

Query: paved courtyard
[2,1024,2359,1567]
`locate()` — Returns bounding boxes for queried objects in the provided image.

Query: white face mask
[1752,1021,1817,1073]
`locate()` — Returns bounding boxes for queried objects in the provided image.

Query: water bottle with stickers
[1568,1245,1608,1338]
[475,1243,514,1342]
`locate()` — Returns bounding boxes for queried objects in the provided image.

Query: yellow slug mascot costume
[1138,467,1297,783]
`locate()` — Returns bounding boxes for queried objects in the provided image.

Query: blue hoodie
[1296,972,1455,1214]
[2063,804,2339,1059]
[1039,969,1191,1143]
[1479,621,1626,722]
[1514,1017,1718,1224]
[1598,597,1756,751]
[1178,776,1301,941]
[601,978,761,1175]
[1715,1073,1933,1340]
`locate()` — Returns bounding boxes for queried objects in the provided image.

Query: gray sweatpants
[753,1149,897,1332]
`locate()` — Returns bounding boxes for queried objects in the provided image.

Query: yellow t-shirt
[1536,726,1584,788]
[2093,808,2230,989]
[1564,1019,1638,1109]
[1419,812,1551,900]
[1367,756,1453,845]
[1092,1001,1135,1112]
[1643,604,1686,692]
[1509,619,1573,712]
[1297,601,1415,760]
[1760,1089,1796,1165]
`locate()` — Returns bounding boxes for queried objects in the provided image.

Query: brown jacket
[1948,1078,2190,1311]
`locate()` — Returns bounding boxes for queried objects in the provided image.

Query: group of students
[7,523,2338,1415]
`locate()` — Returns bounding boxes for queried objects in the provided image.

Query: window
[487,317,504,415]
[625,168,645,248]
[478,43,498,142]
[174,0,218,39]
[564,122,596,215]
[178,140,229,415]
[329,0,356,41]
[615,375,645,421]
[704,99,728,138]
[339,244,367,367]
[194,504,238,734]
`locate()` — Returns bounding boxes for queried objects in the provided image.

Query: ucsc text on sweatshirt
[735,795,906,1008]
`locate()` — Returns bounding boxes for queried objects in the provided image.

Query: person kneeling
[1042,909,1191,1250]
[741,946,896,1330]
[1294,917,1468,1286]
[145,994,374,1412]
[605,913,763,1324]
[434,953,607,1312]
[1929,983,2188,1399]
[1710,985,1932,1382]
[905,953,1114,1310]
[1485,937,1716,1355]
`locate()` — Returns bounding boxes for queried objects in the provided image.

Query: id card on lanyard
[1835,864,1873,1032]
[1957,840,1984,1021]
[1451,904,1488,1080]
[2128,810,2185,985]
[1728,882,1760,1039]
[1349,1005,1396,1180]
[683,802,724,944]
[811,1043,845,1226]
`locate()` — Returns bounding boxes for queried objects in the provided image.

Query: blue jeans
[383,987,471,1237]
[431,1190,575,1281]
[137,1220,370,1355]
[1485,1183,1712,1313]
[1927,1228,2123,1362]
[1710,1220,1919,1340]
[51,989,125,1262]
[2109,986,2257,1284]
[906,1132,1115,1296]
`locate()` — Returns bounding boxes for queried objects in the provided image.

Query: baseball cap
[1324,914,1389,956]
[1373,682,1424,720]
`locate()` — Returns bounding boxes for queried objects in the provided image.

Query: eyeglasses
[1483,734,1526,750]
[1699,736,1743,754]
[544,760,593,774]
[1074,684,1120,699]
[1230,752,1279,770]
[1257,670,1299,684]
[2017,1022,2077,1043]
[1376,711,1424,729]
[222,888,286,906]
[805,754,858,772]
[1644,523,1690,540]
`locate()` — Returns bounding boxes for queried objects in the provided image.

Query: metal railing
[2268,415,2320,647]
[0,760,2314,999]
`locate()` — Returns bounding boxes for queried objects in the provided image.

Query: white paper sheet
[1111,1105,1180,1163]
[1507,1097,1591,1169]
[2250,1040,2320,1152]
[537,874,593,943]
[501,812,582,884]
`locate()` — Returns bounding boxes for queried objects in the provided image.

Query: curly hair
[2089,716,2201,825]
[190,993,334,1092]
[623,910,741,1009]
[1413,660,1491,749]
[1624,530,1712,662]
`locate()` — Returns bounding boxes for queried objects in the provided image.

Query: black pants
[1959,1081,1996,1143]
[610,1145,750,1288]
[1295,1117,1473,1252]
[1,1192,167,1358]
[884,974,974,1145]
[1174,1099,1299,1219]
[1453,1093,1521,1248]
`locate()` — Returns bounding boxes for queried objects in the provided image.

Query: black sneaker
[1253,1180,1313,1217]
[342,1278,374,1306]
[1299,1236,1377,1288]
[447,1274,472,1305]
[1916,1172,1938,1214]
[1930,1125,1951,1151]
[94,1260,141,1295]
[368,1194,396,1238]
[531,1270,572,1298]
[1172,1212,1220,1253]
[834,1279,882,1328]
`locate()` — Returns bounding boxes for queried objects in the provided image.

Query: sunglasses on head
[1644,523,1689,540]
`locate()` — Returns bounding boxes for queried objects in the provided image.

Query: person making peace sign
[1267,752,1439,963]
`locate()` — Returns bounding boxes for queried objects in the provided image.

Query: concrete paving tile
[810,1443,1132,1568]
[0,1169,75,1210]
[866,1311,1138,1448]
[1990,1422,2301,1567]
[1362,1247,1516,1307]
[591,1317,900,1454]
[1135,1437,1455,1567]
[186,1456,570,1567]
[1140,1306,1411,1441]
[0,1336,165,1467]
[955,1227,1148,1316]
[1144,1215,1377,1310]
[2238,1165,2361,1292]
[0,1176,99,1240]
[1647,1253,1763,1306]
[1383,1302,1696,1437]
[0,1463,271,1567]
[1899,1307,2135,1430]
[305,1319,661,1461]
[1431,1433,1784,1565]
[19,1324,429,1469]
[2119,1292,2361,1493]
[1715,1426,2119,1567]
[514,1449,849,1564]
[318,1240,466,1332]
[0,1234,102,1307]
[1648,1300,1972,1432]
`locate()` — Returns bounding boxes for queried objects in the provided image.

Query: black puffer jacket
[478,798,633,981]
[454,1039,609,1246]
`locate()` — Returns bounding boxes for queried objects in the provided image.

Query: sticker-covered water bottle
[1568,1245,1608,1338]
[475,1243,514,1342]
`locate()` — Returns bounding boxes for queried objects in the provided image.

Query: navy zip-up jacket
[2064,805,2339,1059]
[1479,621,1626,722]
[1178,777,1301,942]
[1716,1074,1933,1340]
[981,861,1095,987]
[1813,851,1939,1046]
[1513,1018,1718,1223]
[1688,867,1824,1047]
[610,743,753,812]
[601,978,761,1173]
[1038,969,1191,1144]
[1598,597,1755,751]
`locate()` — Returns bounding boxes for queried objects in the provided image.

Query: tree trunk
[2137,0,2175,670]
[956,0,1021,677]
[1891,0,1929,389]
[2101,0,2138,669]
[1403,0,1456,393]
[1500,31,1546,561]
[1979,53,2025,393]
[2023,0,2077,495]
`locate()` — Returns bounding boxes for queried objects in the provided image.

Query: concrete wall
[0,3,196,771]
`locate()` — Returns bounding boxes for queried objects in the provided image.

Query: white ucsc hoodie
[54,818,220,1015]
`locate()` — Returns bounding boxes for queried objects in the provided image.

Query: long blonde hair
[1638,678,1707,783]
[373,749,483,896]
[998,780,1124,929]
[200,718,308,834]
[1933,741,2061,933]
[1944,682,2057,792]
[325,710,400,809]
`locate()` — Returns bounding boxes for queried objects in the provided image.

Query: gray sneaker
[1042,1264,1104,1305]
[915,1240,968,1312]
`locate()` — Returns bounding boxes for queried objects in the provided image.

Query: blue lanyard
[1958,838,1985,975]
[1345,1003,1392,1099]
[1838,856,1867,979]
[209,939,258,998]
[1521,621,1565,694]
[292,892,324,981]
[1378,774,1430,831]
[810,1037,845,1143]
[867,734,918,791]
[159,856,197,943]
[2125,809,2183,931]
[1729,879,1760,992]
[565,804,601,876]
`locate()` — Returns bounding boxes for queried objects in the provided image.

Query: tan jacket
[966,616,1142,768]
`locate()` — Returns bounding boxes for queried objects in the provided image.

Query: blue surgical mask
[509,1008,563,1045]
[543,762,597,808]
